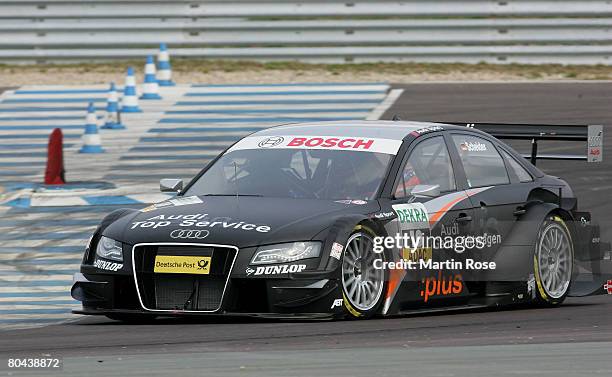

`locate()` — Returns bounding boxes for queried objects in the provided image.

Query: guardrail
[1,1,612,64]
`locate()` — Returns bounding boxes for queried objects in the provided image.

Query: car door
[385,134,475,306]
[448,132,535,256]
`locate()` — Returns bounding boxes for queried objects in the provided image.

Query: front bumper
[71,268,342,317]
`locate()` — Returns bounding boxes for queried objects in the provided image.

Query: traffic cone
[121,67,142,113]
[156,43,175,86]
[141,56,162,100]
[79,103,105,153]
[44,128,65,185]
[101,82,125,129]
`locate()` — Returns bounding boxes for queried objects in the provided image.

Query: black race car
[71,121,611,321]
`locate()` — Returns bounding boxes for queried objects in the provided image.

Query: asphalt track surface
[1,82,612,376]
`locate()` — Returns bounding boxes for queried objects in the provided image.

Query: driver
[394,161,421,198]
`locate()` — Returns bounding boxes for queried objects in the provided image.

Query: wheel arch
[506,202,574,247]
[317,214,387,271]
[487,202,572,282]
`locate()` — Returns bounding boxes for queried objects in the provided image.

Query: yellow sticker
[402,246,433,263]
[154,255,211,275]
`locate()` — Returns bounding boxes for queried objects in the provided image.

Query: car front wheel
[341,225,386,319]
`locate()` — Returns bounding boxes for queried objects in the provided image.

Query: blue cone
[79,103,105,153]
[157,43,175,86]
[101,82,125,129]
[141,56,162,100]
[121,67,142,113]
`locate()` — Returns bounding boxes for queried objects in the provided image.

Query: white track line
[366,89,404,120]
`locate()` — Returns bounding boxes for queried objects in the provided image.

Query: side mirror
[410,184,440,198]
[160,178,183,193]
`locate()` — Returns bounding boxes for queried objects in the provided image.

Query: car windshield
[184,148,393,200]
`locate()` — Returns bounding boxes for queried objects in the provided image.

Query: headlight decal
[250,242,321,265]
[95,236,124,262]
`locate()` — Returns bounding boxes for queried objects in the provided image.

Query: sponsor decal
[245,264,307,276]
[460,141,487,152]
[587,125,603,163]
[580,216,590,226]
[169,196,203,206]
[604,280,612,295]
[228,135,403,155]
[390,203,433,259]
[131,213,271,233]
[330,242,344,260]
[93,258,123,272]
[411,125,444,136]
[393,203,429,230]
[141,196,203,212]
[287,137,374,150]
[334,199,367,205]
[401,246,432,263]
[440,222,459,236]
[170,229,210,240]
[154,255,211,275]
[527,274,536,299]
[331,298,344,309]
[420,272,463,303]
[140,201,172,213]
[373,211,395,219]
[258,136,285,148]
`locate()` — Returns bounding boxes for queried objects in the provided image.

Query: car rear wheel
[341,226,386,319]
[533,215,573,306]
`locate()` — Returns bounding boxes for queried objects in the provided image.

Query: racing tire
[340,225,387,319]
[105,314,157,323]
[533,215,574,306]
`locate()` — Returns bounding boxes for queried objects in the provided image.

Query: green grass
[2,60,612,80]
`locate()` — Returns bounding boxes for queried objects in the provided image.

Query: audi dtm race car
[71,121,611,321]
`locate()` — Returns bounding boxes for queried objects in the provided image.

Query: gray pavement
[8,342,612,377]
[1,82,612,376]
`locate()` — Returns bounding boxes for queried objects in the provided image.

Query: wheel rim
[537,222,572,299]
[341,232,384,311]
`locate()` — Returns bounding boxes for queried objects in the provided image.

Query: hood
[103,196,380,248]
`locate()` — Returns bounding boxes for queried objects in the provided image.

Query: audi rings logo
[170,229,210,239]
[258,136,284,148]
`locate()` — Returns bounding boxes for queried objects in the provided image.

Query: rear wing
[445,122,603,165]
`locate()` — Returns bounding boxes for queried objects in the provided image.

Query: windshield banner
[228,135,403,155]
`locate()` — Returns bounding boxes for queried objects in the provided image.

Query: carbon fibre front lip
[72,308,335,320]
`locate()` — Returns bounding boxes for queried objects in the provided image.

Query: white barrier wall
[1,0,612,64]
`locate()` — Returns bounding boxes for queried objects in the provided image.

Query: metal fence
[2,0,612,64]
